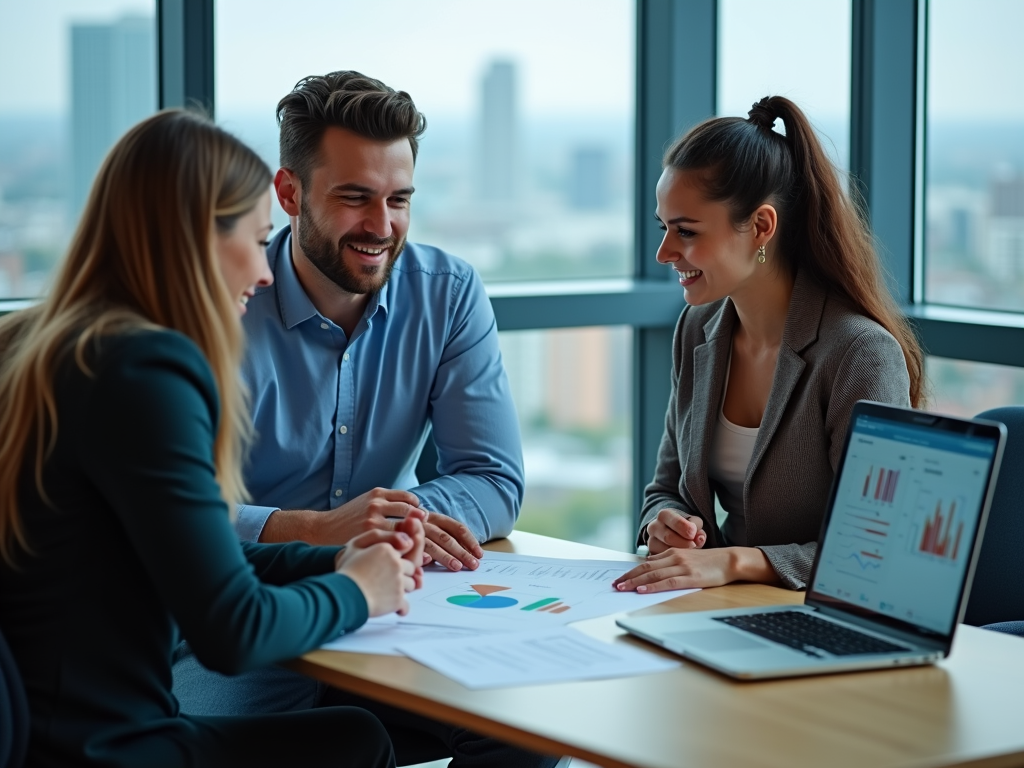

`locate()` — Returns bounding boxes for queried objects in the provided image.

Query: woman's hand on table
[334,516,425,617]
[612,546,777,592]
[645,508,707,554]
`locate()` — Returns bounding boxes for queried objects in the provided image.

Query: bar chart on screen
[859,463,901,505]
[909,492,967,563]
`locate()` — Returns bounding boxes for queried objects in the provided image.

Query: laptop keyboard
[714,611,909,657]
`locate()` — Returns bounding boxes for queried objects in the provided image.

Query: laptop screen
[811,411,999,638]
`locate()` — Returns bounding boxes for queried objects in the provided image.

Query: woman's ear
[752,203,778,247]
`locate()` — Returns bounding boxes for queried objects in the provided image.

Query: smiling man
[172,72,556,767]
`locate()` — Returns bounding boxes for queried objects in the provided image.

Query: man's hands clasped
[335,487,483,571]
[262,486,484,572]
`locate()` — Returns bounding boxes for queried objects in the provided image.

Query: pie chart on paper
[446,584,519,609]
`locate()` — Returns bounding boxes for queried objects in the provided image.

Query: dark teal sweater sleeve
[77,332,367,675]
[239,540,343,585]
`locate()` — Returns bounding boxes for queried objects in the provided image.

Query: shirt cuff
[235,504,280,542]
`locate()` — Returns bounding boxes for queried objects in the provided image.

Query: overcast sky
[1,0,1022,121]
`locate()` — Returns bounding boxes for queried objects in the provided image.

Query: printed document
[397,627,680,689]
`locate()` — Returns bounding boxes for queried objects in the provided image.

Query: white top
[708,353,759,546]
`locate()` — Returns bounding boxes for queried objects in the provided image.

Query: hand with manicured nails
[334,514,425,617]
[645,508,707,554]
[612,544,778,593]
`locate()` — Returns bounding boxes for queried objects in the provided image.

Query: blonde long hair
[0,109,271,564]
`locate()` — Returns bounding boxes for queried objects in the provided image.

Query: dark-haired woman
[613,97,923,593]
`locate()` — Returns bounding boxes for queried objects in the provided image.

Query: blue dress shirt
[235,227,524,543]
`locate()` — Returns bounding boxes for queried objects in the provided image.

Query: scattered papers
[397,627,680,689]
[320,616,492,656]
[399,551,697,632]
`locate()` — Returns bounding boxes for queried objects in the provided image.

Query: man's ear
[274,168,301,217]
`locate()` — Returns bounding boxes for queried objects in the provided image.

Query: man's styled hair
[277,70,427,185]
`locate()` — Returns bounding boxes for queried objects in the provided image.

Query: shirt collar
[275,231,319,330]
[274,228,394,330]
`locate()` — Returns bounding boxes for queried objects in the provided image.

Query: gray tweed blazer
[639,271,912,589]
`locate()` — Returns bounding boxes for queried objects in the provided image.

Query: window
[924,0,1024,312]
[717,0,851,171]
[927,356,1024,418]
[0,1,156,299]
[215,0,635,283]
[500,327,632,550]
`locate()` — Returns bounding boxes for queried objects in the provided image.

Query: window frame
[2,0,1021,531]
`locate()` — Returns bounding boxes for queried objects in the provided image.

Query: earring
[757,245,766,264]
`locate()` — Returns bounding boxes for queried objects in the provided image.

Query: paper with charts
[399,551,696,632]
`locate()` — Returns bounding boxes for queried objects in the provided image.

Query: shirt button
[339,425,348,434]
[320,322,329,330]
[343,353,350,361]
[334,489,343,497]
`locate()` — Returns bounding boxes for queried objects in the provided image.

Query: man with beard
[172,72,558,767]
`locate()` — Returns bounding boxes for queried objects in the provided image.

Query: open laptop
[617,401,1006,680]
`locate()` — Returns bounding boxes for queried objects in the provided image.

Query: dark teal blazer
[0,330,368,767]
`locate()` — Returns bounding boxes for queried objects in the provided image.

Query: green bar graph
[521,598,560,611]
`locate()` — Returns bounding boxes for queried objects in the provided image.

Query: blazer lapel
[746,272,826,483]
[687,300,736,525]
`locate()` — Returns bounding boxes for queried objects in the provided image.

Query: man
[173,72,558,767]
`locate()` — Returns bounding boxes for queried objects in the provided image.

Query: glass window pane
[718,0,851,171]
[0,1,157,299]
[927,356,1024,418]
[500,327,632,551]
[215,0,635,284]
[925,0,1024,312]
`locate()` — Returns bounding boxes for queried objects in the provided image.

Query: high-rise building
[478,60,518,202]
[70,15,156,222]
[985,174,1024,280]
[567,146,611,210]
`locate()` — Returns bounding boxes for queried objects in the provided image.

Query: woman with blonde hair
[614,96,923,595]
[0,109,421,767]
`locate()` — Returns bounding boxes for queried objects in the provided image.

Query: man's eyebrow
[327,183,416,196]
[329,183,375,194]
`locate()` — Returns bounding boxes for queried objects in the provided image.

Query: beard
[296,196,405,295]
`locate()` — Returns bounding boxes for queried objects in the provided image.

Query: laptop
[617,401,1006,680]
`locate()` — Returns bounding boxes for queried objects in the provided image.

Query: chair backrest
[0,625,29,768]
[964,406,1024,626]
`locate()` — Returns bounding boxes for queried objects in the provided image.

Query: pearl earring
[757,245,766,264]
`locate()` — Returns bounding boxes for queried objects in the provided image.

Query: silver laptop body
[618,401,1006,680]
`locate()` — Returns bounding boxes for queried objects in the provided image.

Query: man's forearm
[258,508,321,544]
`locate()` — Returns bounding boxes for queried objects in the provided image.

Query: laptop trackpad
[667,629,771,652]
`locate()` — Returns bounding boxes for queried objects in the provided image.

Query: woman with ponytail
[0,110,423,767]
[613,96,923,593]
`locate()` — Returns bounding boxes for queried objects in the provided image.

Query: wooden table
[288,531,1024,768]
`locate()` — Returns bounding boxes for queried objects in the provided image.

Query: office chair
[0,625,29,768]
[963,406,1024,629]
[981,621,1024,637]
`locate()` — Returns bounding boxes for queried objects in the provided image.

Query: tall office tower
[567,146,610,210]
[985,174,1024,280]
[478,60,518,202]
[70,15,156,222]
